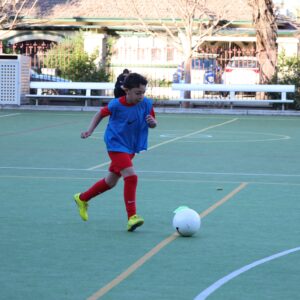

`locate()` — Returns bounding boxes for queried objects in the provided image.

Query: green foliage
[42,32,110,82]
[2,40,13,54]
[274,53,300,109]
[148,78,172,87]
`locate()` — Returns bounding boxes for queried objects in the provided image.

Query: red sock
[124,175,138,219]
[80,178,111,201]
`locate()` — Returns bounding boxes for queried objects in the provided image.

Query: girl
[74,73,157,232]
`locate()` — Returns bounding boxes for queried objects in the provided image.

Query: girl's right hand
[81,131,91,139]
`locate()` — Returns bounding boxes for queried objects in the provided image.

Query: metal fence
[1,40,263,101]
[3,41,256,70]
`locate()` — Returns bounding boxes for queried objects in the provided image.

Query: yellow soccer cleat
[74,193,88,221]
[127,214,144,232]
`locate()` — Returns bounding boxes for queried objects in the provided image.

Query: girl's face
[125,84,146,104]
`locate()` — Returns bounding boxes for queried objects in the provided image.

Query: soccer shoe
[74,193,88,221]
[127,214,144,232]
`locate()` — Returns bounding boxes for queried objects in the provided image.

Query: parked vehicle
[30,70,70,82]
[191,56,220,84]
[173,54,220,84]
[30,70,71,95]
[221,56,260,85]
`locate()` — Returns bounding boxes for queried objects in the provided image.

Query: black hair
[123,69,130,74]
[123,73,148,89]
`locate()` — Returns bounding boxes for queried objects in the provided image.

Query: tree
[131,0,233,100]
[275,52,300,109]
[42,32,110,82]
[248,0,278,83]
[0,0,38,31]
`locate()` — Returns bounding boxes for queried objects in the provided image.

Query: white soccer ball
[173,207,201,237]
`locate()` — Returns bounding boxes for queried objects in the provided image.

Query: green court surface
[1,111,300,300]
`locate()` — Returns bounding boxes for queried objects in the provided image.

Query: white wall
[278,37,299,57]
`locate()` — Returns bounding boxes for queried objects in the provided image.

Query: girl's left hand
[146,115,157,128]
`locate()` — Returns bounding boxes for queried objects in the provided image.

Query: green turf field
[1,111,300,300]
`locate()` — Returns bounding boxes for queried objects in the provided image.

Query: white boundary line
[148,118,238,151]
[0,113,21,118]
[1,174,300,187]
[0,166,85,171]
[87,161,111,170]
[87,118,238,170]
[194,246,300,300]
[1,166,300,178]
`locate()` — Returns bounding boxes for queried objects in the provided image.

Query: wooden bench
[26,82,115,106]
[172,83,295,110]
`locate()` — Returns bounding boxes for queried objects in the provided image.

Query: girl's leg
[122,166,144,231]
[80,172,120,201]
[121,166,138,219]
[108,152,139,219]
[74,172,120,222]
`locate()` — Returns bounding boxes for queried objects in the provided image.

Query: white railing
[26,82,115,106]
[25,81,295,110]
[171,83,295,110]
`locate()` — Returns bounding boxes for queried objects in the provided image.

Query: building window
[137,48,145,61]
[167,48,174,62]
[151,48,161,61]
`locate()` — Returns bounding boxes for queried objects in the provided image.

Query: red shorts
[108,152,135,176]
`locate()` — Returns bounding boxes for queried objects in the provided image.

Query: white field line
[0,113,21,118]
[1,174,300,187]
[0,166,86,171]
[86,183,247,300]
[1,166,300,178]
[87,118,238,170]
[86,161,111,170]
[194,246,300,300]
[147,118,238,151]
[138,170,300,177]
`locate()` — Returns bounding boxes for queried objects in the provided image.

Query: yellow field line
[87,182,248,300]
[200,182,248,218]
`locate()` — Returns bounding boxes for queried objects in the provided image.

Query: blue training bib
[104,97,153,154]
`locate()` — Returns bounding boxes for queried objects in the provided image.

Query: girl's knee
[105,172,121,188]
[120,166,135,178]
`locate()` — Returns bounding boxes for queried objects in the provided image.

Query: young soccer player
[114,68,130,98]
[74,73,157,232]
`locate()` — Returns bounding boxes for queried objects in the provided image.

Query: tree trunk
[248,0,278,83]
[184,57,191,93]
